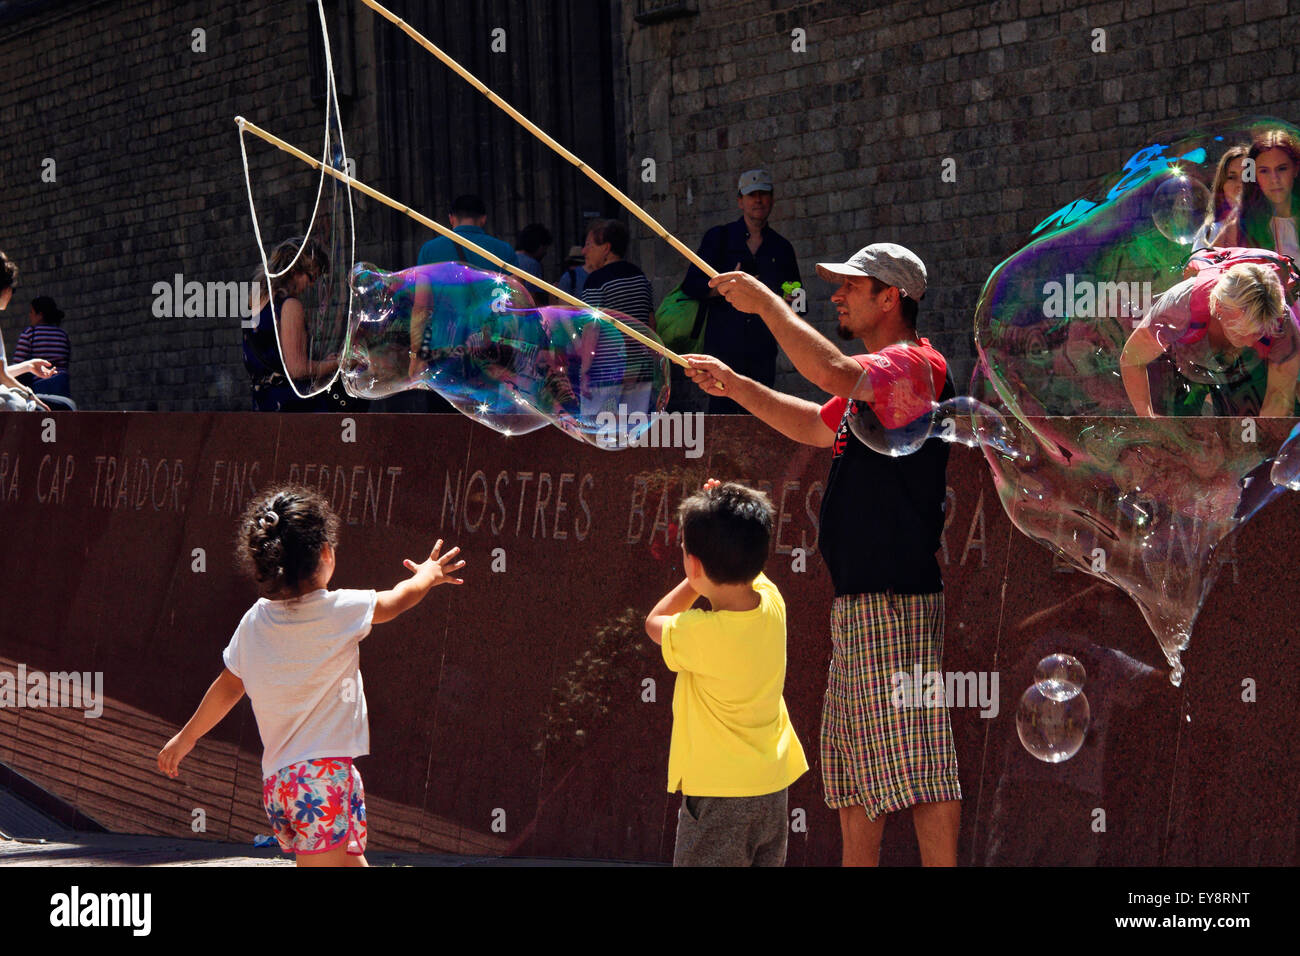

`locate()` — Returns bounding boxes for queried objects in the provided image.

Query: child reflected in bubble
[1120,263,1300,417]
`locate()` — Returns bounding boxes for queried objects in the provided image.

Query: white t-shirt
[1272,217,1300,261]
[223,588,377,778]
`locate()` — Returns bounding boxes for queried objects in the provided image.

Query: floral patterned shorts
[262,757,367,856]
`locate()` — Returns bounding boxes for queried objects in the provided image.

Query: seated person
[1121,263,1299,417]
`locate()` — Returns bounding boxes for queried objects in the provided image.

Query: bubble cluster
[969,118,1300,684]
[339,261,670,444]
[1016,654,1090,763]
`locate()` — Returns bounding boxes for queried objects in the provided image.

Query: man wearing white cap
[681,169,802,412]
[685,243,962,867]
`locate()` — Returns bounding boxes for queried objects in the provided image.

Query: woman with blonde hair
[1122,262,1300,417]
[243,237,339,411]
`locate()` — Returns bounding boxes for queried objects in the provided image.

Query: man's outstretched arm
[708,271,862,396]
[685,355,835,447]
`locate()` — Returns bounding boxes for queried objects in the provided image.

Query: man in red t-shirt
[686,243,961,867]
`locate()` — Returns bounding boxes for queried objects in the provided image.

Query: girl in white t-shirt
[157,484,465,867]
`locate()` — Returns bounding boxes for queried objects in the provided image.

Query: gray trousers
[672,788,788,867]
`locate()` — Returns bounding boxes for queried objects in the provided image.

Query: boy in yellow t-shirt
[645,480,808,866]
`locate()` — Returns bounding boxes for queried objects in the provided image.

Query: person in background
[244,237,338,412]
[556,244,589,301]
[579,219,654,326]
[1198,145,1248,250]
[13,296,71,400]
[682,169,802,413]
[0,251,55,410]
[418,194,517,270]
[514,223,552,301]
[1238,129,1300,260]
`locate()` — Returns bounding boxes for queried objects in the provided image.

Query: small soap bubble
[1034,653,1086,701]
[845,341,937,456]
[1151,174,1211,245]
[1016,683,1091,763]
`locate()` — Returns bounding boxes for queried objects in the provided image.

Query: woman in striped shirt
[579,219,655,327]
[14,296,71,399]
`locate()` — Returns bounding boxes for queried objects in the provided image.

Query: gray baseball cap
[815,242,928,299]
[737,169,773,194]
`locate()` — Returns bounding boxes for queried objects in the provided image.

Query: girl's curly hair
[236,483,339,596]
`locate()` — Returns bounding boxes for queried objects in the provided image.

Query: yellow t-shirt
[660,573,808,796]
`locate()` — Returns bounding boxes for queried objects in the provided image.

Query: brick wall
[621,0,1300,398]
[3,1,1299,409]
[0,1,391,410]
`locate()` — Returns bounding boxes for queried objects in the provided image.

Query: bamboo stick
[235,116,689,369]
[360,0,719,279]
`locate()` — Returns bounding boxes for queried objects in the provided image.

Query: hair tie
[258,509,280,531]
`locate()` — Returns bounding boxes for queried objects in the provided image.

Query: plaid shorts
[262,757,367,856]
[821,591,962,819]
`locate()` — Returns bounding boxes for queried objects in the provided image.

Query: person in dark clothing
[244,237,338,412]
[684,243,961,868]
[681,169,802,413]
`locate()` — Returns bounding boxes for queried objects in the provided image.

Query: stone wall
[4,1,1300,408]
[622,0,1300,396]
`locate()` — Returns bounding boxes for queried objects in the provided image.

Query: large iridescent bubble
[972,117,1300,684]
[339,261,670,444]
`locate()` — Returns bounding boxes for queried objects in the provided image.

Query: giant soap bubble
[972,117,1300,684]
[338,261,670,444]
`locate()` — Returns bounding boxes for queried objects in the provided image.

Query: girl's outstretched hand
[404,539,466,589]
[158,732,193,778]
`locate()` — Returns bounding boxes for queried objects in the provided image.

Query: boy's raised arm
[645,578,700,645]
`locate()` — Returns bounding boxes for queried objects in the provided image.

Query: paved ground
[0,831,635,866]
[0,777,644,866]
[0,783,630,866]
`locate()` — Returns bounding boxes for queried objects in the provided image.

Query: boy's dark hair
[0,251,18,293]
[677,482,773,584]
[237,483,340,596]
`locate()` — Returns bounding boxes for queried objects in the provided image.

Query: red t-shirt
[814,337,953,596]
[819,338,948,446]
